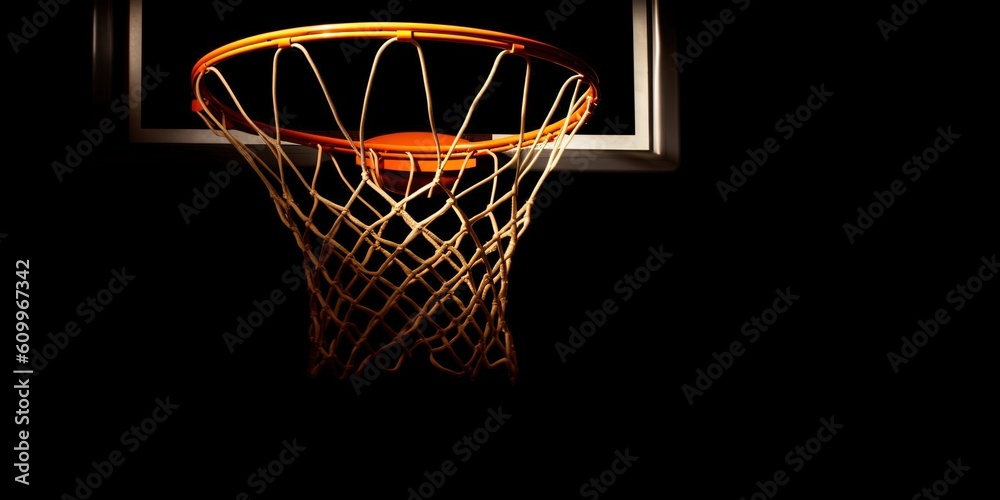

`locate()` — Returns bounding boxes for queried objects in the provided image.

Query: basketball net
[192,26,596,382]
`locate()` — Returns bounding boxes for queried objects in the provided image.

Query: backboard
[102,0,677,171]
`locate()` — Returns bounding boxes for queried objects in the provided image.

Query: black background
[138,0,636,137]
[7,1,993,499]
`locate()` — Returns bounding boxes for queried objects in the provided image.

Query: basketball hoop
[191,22,598,382]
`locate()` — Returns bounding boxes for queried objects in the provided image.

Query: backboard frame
[114,0,677,172]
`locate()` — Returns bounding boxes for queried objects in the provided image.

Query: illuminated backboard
[109,0,677,171]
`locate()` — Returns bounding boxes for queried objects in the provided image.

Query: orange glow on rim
[191,22,599,158]
[356,132,476,172]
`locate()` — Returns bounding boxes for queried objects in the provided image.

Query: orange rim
[191,22,599,158]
